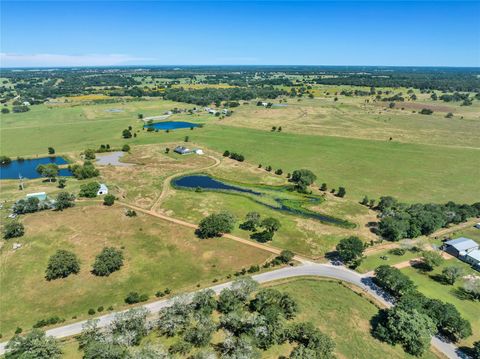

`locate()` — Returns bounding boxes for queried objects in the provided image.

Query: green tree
[441,266,463,285]
[336,236,364,267]
[191,289,217,315]
[3,221,24,239]
[54,191,75,211]
[79,182,100,198]
[291,169,317,192]
[103,194,115,206]
[92,247,124,276]
[69,161,99,180]
[48,147,55,155]
[36,163,59,182]
[374,265,416,298]
[261,217,281,233]
[121,144,130,152]
[45,250,80,280]
[373,307,436,356]
[5,329,62,359]
[421,251,444,271]
[320,183,327,191]
[196,211,236,239]
[361,196,369,205]
[240,211,261,231]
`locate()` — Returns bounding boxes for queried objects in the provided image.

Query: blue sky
[1,1,479,67]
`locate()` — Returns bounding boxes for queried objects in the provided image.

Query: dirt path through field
[119,200,312,264]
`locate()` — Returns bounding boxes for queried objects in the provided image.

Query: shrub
[54,192,76,211]
[419,108,433,115]
[3,221,24,239]
[389,248,406,256]
[277,250,295,263]
[83,149,96,160]
[103,194,115,206]
[121,144,130,152]
[33,316,64,328]
[125,209,137,217]
[88,308,95,315]
[79,182,100,198]
[92,247,124,276]
[124,292,149,304]
[45,250,80,280]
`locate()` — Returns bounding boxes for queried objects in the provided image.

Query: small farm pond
[172,175,354,228]
[0,157,72,179]
[173,175,261,195]
[144,121,200,131]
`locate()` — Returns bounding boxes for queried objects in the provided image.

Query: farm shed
[443,237,479,257]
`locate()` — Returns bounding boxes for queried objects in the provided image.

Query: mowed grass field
[58,279,438,359]
[1,95,478,203]
[0,204,272,337]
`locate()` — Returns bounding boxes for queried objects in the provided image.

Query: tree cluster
[377,196,480,241]
[372,265,472,355]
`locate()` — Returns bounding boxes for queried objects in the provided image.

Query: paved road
[0,263,466,358]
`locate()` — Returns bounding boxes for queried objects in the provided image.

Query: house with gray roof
[443,237,478,257]
[443,237,480,271]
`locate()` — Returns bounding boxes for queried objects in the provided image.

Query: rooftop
[445,237,479,252]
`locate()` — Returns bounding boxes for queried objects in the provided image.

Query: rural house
[443,237,480,271]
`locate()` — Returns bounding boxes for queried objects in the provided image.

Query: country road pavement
[0,262,467,358]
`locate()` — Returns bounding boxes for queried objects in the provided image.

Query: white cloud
[0,53,152,68]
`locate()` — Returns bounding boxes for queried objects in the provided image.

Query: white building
[97,184,108,195]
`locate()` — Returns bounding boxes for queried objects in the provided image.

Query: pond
[144,121,200,131]
[0,157,72,180]
[172,175,354,228]
[173,175,261,195]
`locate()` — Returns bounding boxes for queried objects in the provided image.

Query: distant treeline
[162,87,287,106]
[1,66,479,101]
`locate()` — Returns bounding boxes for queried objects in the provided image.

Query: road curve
[0,263,466,358]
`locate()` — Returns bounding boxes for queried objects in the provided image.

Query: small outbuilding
[97,184,108,195]
[26,192,47,201]
[174,146,192,155]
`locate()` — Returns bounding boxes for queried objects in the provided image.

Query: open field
[401,261,480,347]
[183,126,480,203]
[0,204,272,337]
[216,95,480,148]
[57,278,438,359]
[2,95,478,203]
